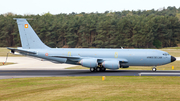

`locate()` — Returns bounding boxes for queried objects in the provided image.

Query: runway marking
[139,72,180,75]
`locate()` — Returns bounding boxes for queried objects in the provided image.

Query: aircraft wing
[118,58,128,63]
[99,58,128,63]
[50,55,81,59]
[50,55,128,63]
[7,47,36,54]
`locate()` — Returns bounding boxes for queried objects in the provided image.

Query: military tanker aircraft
[7,18,176,72]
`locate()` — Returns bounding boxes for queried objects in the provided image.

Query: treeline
[0,6,180,48]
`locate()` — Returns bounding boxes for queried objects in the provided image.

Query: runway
[0,70,180,79]
[0,57,180,79]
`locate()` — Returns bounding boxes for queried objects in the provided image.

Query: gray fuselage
[22,48,172,67]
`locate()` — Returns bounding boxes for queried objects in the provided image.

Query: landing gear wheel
[96,67,101,72]
[152,67,157,72]
[90,68,96,72]
[101,67,106,72]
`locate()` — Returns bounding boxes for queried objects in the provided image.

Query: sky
[0,0,180,15]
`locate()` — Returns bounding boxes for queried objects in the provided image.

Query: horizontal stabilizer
[7,47,36,54]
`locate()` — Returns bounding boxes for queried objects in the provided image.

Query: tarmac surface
[0,57,77,70]
[0,70,180,79]
[0,57,180,79]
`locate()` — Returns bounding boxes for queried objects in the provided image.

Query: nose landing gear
[152,66,157,72]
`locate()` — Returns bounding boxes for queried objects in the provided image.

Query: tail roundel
[14,18,49,49]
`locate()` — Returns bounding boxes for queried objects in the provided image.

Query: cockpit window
[163,53,169,56]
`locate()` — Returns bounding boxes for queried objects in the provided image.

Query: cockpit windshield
[163,53,169,56]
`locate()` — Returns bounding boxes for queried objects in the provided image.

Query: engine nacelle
[80,59,98,68]
[102,60,120,69]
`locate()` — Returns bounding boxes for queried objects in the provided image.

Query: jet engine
[80,59,98,68]
[102,60,120,69]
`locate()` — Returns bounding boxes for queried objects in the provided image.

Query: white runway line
[0,57,76,70]
[139,72,180,76]
[176,57,180,61]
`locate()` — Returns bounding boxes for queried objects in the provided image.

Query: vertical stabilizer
[14,18,49,49]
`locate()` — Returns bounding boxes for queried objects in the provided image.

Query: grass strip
[0,76,180,101]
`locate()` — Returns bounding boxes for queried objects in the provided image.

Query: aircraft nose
[171,56,176,62]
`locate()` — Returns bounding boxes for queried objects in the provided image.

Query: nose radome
[171,56,176,62]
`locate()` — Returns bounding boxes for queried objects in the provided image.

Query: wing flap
[97,58,128,63]
[50,55,81,59]
[49,55,128,63]
[118,58,128,63]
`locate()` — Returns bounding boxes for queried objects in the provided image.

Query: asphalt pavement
[0,57,180,79]
[0,70,180,79]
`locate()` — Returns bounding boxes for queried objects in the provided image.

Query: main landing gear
[90,67,106,72]
[152,66,157,72]
[90,68,96,72]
